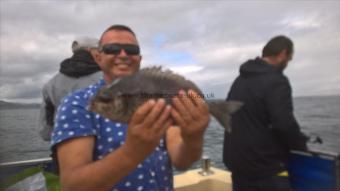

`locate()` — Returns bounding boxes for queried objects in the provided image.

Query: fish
[89,66,242,132]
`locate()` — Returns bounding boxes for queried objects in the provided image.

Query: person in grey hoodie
[39,37,102,141]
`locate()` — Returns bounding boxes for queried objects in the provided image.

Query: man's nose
[117,49,128,57]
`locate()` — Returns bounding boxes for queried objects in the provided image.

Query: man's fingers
[157,118,173,136]
[172,91,192,122]
[179,90,199,118]
[171,107,186,127]
[183,90,206,119]
[142,99,166,127]
[152,105,172,131]
[188,89,209,114]
[130,99,156,126]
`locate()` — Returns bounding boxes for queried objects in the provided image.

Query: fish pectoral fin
[207,100,243,132]
[225,100,243,114]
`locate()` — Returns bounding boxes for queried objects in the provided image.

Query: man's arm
[39,86,55,141]
[57,99,172,191]
[167,90,210,170]
[265,76,308,151]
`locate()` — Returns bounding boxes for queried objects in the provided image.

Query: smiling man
[51,25,210,191]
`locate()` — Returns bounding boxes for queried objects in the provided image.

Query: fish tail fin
[207,100,243,132]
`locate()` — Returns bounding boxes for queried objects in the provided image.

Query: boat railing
[1,149,340,191]
[0,157,52,168]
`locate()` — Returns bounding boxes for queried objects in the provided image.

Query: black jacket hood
[240,57,282,77]
[59,50,101,78]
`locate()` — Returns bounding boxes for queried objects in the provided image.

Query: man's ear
[137,55,142,70]
[277,49,287,59]
[93,50,101,65]
[139,54,142,62]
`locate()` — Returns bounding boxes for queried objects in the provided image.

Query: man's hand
[166,89,210,170]
[122,99,172,163]
[171,90,210,141]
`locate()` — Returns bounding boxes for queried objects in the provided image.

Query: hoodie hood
[59,50,101,78]
[240,57,282,77]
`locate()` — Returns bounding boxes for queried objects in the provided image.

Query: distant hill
[0,100,41,109]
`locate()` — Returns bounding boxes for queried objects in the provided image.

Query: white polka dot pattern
[51,79,173,191]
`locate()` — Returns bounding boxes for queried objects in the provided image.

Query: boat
[0,149,339,191]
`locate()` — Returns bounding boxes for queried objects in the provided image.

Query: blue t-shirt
[51,79,173,191]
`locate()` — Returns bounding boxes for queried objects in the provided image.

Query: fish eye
[98,90,112,103]
[114,98,123,109]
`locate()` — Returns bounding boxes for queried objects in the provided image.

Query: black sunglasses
[99,43,140,55]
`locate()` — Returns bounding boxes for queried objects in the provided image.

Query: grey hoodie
[39,50,102,141]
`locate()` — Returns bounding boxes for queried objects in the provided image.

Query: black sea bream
[89,67,242,132]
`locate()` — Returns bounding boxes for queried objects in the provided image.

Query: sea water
[1,96,339,170]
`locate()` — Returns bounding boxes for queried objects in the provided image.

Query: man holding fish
[51,25,211,191]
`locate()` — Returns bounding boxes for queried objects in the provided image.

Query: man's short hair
[72,37,99,53]
[262,35,293,57]
[99,24,137,46]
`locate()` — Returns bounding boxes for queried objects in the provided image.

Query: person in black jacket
[223,35,308,191]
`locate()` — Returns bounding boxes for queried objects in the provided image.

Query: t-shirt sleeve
[51,93,97,148]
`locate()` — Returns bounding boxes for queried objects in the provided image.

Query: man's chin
[113,70,134,77]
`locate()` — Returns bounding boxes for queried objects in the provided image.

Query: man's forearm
[175,137,203,170]
[60,145,142,191]
[167,127,204,170]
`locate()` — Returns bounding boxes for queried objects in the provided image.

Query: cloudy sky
[1,1,339,103]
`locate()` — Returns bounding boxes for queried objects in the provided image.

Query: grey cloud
[1,1,340,102]
[0,75,46,100]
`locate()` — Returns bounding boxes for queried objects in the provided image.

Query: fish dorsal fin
[139,66,187,83]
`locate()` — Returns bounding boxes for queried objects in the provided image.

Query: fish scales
[90,66,242,131]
